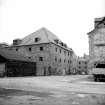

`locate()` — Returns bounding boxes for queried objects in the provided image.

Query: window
[29,47,32,52]
[68,52,69,56]
[85,62,87,64]
[28,57,31,59]
[54,39,59,44]
[60,49,61,53]
[35,37,40,42]
[64,59,66,63]
[59,58,61,62]
[39,57,43,61]
[16,48,18,51]
[40,47,43,51]
[64,51,66,55]
[60,42,63,46]
[68,60,69,63]
[55,48,57,52]
[55,57,57,62]
[70,60,72,64]
[85,66,87,69]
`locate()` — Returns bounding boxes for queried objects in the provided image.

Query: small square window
[28,57,31,59]
[16,48,18,51]
[39,57,43,61]
[40,47,43,51]
[29,47,32,52]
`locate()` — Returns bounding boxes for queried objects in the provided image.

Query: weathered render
[6,27,74,76]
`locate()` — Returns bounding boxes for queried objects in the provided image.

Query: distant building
[77,54,89,74]
[6,27,75,76]
[70,52,78,74]
[88,17,105,71]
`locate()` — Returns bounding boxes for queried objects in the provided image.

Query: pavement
[0,75,105,105]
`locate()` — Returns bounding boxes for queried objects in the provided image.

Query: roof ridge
[42,27,51,42]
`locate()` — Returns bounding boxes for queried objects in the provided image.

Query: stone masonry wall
[7,43,72,76]
[49,43,71,75]
[89,28,105,69]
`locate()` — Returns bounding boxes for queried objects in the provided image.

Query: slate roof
[20,27,61,45]
[0,47,33,62]
[12,27,72,51]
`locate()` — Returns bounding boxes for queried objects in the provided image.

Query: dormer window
[59,42,63,46]
[35,37,40,42]
[64,44,67,48]
[61,42,63,46]
[54,39,59,44]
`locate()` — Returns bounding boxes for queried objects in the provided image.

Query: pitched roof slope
[20,27,61,45]
[0,47,33,62]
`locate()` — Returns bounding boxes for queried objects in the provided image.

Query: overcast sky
[0,0,105,56]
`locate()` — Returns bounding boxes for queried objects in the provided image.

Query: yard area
[0,75,105,105]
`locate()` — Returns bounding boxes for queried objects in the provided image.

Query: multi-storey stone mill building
[88,17,105,71]
[6,27,74,76]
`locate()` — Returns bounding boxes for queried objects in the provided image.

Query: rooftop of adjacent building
[0,47,34,62]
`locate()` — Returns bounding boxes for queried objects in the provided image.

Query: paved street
[0,75,105,105]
